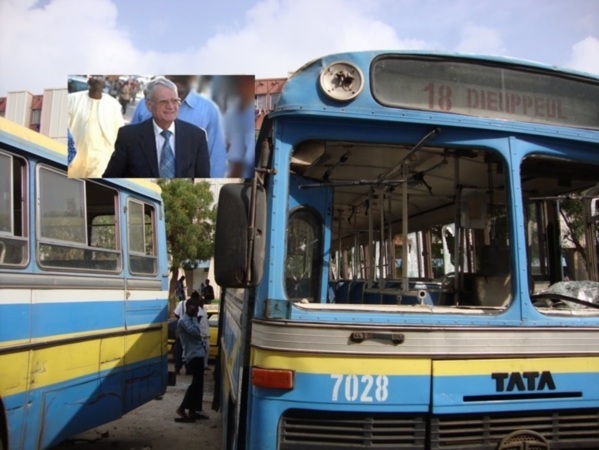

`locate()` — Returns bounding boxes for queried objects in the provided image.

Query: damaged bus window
[291,139,512,312]
[523,156,599,313]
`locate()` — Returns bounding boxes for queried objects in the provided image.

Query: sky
[1,0,598,96]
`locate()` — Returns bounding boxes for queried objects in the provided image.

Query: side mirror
[214,183,266,287]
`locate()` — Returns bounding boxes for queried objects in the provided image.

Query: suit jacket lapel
[139,119,159,177]
[174,120,189,177]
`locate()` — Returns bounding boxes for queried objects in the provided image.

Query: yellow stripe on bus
[434,357,599,376]
[0,329,164,396]
[251,349,431,375]
[251,350,599,377]
[0,325,160,351]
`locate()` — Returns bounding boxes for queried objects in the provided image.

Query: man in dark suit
[103,76,210,178]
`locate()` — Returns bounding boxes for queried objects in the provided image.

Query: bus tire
[226,395,236,450]
[0,399,6,450]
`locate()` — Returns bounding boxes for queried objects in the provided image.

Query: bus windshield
[286,135,599,314]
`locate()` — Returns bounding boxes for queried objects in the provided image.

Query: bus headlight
[320,61,364,101]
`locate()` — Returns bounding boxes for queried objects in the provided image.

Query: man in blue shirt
[176,292,209,421]
[67,129,77,166]
[223,76,256,178]
[131,75,227,178]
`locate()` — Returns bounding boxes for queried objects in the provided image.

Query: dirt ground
[52,363,222,450]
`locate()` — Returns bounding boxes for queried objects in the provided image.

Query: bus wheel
[0,401,6,450]
[226,395,236,450]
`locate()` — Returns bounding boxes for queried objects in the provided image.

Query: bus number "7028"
[330,374,389,402]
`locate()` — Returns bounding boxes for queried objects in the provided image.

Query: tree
[560,197,588,265]
[158,179,215,308]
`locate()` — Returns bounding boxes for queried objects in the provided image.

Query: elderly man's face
[146,85,180,127]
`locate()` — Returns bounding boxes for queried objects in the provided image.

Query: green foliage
[158,179,216,270]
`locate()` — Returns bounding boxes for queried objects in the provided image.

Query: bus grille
[430,410,599,450]
[278,409,599,450]
[278,410,427,449]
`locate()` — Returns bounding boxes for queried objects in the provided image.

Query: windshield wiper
[531,293,599,310]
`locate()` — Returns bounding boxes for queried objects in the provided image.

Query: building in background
[0,88,67,144]
[254,77,286,132]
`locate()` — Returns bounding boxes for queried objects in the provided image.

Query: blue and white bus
[0,117,169,449]
[214,51,599,450]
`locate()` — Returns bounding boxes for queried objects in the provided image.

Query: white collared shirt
[152,120,176,166]
[173,300,210,338]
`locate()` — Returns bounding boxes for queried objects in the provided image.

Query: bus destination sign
[371,56,599,131]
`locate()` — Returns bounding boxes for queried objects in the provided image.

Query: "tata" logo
[491,371,556,392]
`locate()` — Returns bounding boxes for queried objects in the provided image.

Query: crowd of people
[67,74,255,179]
[105,77,142,115]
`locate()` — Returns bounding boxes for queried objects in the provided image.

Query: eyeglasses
[151,98,181,107]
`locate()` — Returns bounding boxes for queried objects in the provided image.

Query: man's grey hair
[144,76,178,100]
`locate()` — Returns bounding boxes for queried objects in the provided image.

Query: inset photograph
[67,74,255,179]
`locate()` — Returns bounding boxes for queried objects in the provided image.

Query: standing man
[102,77,210,178]
[172,275,187,375]
[202,279,215,302]
[130,75,227,178]
[117,80,131,115]
[197,294,211,369]
[176,292,209,421]
[176,275,186,301]
[68,75,124,178]
[173,288,209,374]
[224,76,256,178]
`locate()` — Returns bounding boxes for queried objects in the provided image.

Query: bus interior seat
[327,281,339,303]
[459,246,511,307]
[362,281,380,304]
[335,281,351,303]
[333,279,440,306]
[349,280,366,304]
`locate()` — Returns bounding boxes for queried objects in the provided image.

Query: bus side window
[127,199,157,275]
[37,167,121,272]
[0,151,28,266]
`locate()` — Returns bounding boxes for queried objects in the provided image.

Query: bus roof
[0,115,66,157]
[290,50,599,82]
[0,116,162,196]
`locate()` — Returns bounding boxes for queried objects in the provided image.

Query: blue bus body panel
[3,356,166,449]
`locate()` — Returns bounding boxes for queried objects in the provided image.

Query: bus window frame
[0,149,29,268]
[36,164,123,273]
[285,206,324,302]
[126,197,158,277]
[521,152,599,296]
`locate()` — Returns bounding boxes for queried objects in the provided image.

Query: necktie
[159,130,175,178]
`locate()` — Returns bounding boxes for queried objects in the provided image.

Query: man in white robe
[68,76,124,178]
